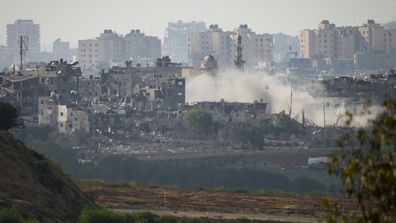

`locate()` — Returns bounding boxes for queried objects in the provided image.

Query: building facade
[7,19,40,64]
[163,20,206,63]
[53,38,72,61]
[79,29,161,74]
[188,24,273,68]
[300,20,396,62]
[78,39,99,73]
[188,24,233,68]
[232,25,273,67]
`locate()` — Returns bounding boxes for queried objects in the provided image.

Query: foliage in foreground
[0,102,19,130]
[325,100,396,222]
[0,210,24,223]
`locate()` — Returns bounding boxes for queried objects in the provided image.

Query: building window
[60,112,63,116]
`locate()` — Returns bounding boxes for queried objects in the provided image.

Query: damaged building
[193,101,270,123]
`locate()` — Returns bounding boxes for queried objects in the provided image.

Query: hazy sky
[1,0,395,50]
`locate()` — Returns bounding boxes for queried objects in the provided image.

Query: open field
[78,180,356,223]
[113,209,318,223]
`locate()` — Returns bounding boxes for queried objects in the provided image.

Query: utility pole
[18,35,28,73]
[323,91,326,127]
[289,88,293,117]
[19,36,23,73]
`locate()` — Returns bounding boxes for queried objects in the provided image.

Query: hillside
[0,131,92,222]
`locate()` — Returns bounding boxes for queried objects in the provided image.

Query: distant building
[38,95,90,134]
[163,20,206,63]
[53,38,72,61]
[188,24,274,69]
[7,19,40,64]
[0,73,39,114]
[78,39,99,74]
[78,29,161,74]
[358,20,396,54]
[300,20,396,68]
[0,46,13,71]
[124,29,161,65]
[232,24,273,68]
[188,24,233,68]
[272,33,299,63]
[194,101,270,123]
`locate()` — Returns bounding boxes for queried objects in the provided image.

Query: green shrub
[0,210,24,223]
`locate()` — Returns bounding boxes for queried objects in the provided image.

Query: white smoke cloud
[186,70,379,127]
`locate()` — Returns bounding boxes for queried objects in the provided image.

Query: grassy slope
[0,131,93,222]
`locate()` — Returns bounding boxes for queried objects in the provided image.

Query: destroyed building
[193,101,270,123]
[310,71,396,102]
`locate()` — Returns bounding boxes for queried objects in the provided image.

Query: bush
[0,102,19,130]
[79,208,124,223]
[184,108,214,135]
[0,210,24,223]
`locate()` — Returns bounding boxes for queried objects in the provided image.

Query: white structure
[78,39,99,73]
[308,157,329,168]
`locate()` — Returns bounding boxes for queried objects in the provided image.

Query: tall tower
[234,34,245,71]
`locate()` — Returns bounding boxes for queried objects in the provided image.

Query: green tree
[325,100,396,222]
[184,108,214,135]
[0,102,19,130]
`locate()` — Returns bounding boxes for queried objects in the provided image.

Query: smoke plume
[186,70,378,127]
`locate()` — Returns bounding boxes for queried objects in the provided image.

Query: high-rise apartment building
[188,24,233,68]
[6,19,40,63]
[188,24,273,68]
[300,20,396,61]
[78,39,99,73]
[78,29,161,74]
[232,25,273,67]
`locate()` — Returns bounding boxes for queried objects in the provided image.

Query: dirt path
[113,209,321,223]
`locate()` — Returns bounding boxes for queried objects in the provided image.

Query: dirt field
[113,209,319,223]
[78,180,356,223]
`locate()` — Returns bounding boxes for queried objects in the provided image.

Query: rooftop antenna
[19,35,28,73]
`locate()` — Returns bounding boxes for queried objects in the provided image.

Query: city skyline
[1,0,396,49]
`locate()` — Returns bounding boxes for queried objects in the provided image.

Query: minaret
[234,34,245,71]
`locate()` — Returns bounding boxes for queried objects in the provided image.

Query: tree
[184,108,214,135]
[325,100,396,222]
[0,102,19,130]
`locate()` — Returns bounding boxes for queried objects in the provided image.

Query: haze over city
[1,0,396,222]
[1,0,396,48]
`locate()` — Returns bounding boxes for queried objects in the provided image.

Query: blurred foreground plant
[324,100,396,222]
